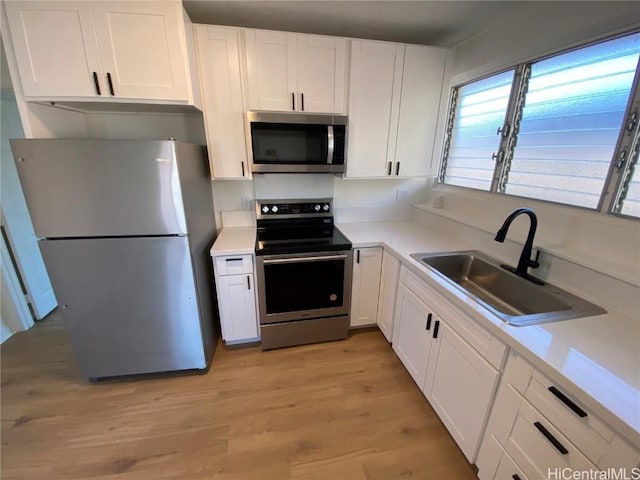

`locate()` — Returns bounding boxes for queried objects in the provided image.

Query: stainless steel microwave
[247,111,347,174]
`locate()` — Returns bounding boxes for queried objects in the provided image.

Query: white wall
[451,2,640,84]
[424,3,640,289]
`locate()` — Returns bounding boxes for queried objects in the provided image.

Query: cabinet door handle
[512,475,521,480]
[395,162,400,175]
[291,92,295,111]
[356,250,360,264]
[247,275,251,290]
[533,421,568,455]
[106,72,115,96]
[301,92,304,111]
[387,162,392,176]
[433,320,440,339]
[548,386,588,418]
[92,72,101,95]
[425,313,432,331]
[241,161,245,177]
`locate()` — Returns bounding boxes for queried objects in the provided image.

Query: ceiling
[182,1,529,47]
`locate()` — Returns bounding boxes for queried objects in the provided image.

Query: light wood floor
[1,311,477,480]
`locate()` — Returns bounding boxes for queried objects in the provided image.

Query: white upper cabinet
[194,25,249,179]
[6,1,192,102]
[347,40,404,178]
[5,1,102,98]
[244,29,347,113]
[347,40,447,178]
[395,45,448,177]
[91,1,188,101]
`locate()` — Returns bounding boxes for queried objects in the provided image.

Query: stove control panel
[256,199,333,219]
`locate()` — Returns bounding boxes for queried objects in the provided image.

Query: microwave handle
[327,126,334,165]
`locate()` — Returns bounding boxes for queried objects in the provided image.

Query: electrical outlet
[396,190,409,203]
[241,196,252,210]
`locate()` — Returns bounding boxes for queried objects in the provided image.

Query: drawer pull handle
[548,386,588,418]
[512,475,521,480]
[533,421,568,455]
[426,313,432,331]
[226,258,243,263]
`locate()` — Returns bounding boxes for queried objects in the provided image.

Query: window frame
[438,30,640,220]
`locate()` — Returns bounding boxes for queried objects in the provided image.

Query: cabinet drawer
[506,400,596,479]
[215,255,253,275]
[524,369,614,464]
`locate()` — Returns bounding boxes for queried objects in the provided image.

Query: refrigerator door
[10,139,187,237]
[39,236,208,378]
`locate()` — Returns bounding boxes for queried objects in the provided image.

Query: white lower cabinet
[477,351,640,480]
[213,255,259,344]
[425,319,500,462]
[392,282,437,386]
[376,250,400,342]
[392,266,506,462]
[350,247,383,327]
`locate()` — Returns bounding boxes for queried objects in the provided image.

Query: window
[439,31,640,218]
[441,70,514,190]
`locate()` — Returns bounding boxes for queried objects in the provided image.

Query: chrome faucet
[494,208,544,285]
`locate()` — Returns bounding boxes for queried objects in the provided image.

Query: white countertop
[337,221,640,446]
[210,221,640,445]
[209,226,256,257]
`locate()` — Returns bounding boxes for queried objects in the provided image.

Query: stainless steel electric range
[254,198,353,350]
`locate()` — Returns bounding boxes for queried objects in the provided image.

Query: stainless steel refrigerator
[10,139,217,380]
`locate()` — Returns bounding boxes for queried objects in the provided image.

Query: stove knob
[314,204,321,212]
[322,203,330,212]
[271,205,279,213]
[261,205,270,214]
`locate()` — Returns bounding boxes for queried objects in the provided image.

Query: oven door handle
[327,126,334,165]
[263,254,348,265]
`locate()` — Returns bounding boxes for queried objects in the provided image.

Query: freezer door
[39,236,209,378]
[10,139,188,237]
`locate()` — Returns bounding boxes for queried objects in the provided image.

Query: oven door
[256,250,353,325]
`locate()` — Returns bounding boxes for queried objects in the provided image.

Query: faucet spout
[494,208,544,285]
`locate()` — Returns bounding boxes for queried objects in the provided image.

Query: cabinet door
[395,45,447,177]
[493,450,528,480]
[350,247,383,327]
[92,1,188,100]
[392,283,435,388]
[297,34,347,113]
[347,40,404,178]
[195,25,249,179]
[217,274,259,342]
[245,29,297,111]
[5,1,102,98]
[376,251,399,342]
[424,319,500,462]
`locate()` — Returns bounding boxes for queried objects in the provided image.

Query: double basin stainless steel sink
[410,250,606,326]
